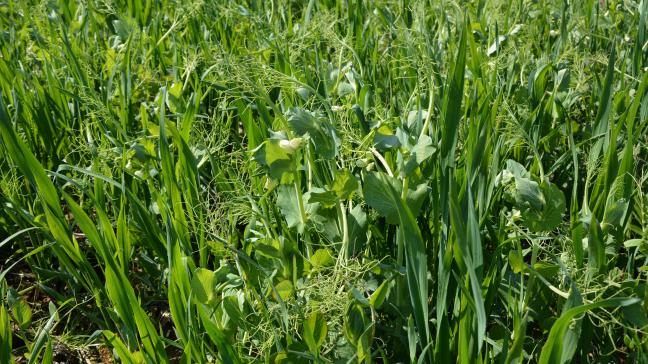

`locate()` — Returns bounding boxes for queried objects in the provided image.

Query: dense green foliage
[1,0,648,362]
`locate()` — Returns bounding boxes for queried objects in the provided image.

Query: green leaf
[303,311,328,354]
[369,280,390,309]
[528,62,552,104]
[362,171,430,353]
[514,177,544,212]
[274,280,294,301]
[351,287,370,307]
[221,295,244,328]
[287,108,339,159]
[440,21,467,169]
[310,249,334,269]
[254,241,284,260]
[307,189,338,209]
[252,139,295,180]
[337,82,354,97]
[344,303,368,345]
[508,250,525,274]
[306,202,342,242]
[191,268,216,305]
[521,179,566,232]
[197,305,239,363]
[587,215,606,280]
[516,180,566,232]
[0,305,11,364]
[12,299,32,330]
[27,302,58,364]
[112,19,131,39]
[404,134,437,176]
[558,284,584,364]
[407,315,417,363]
[500,161,566,232]
[534,262,560,278]
[165,82,185,113]
[406,183,429,217]
[356,325,373,362]
[374,125,401,151]
[332,170,359,200]
[592,43,616,137]
[273,350,310,364]
[622,300,648,328]
[363,172,428,224]
[406,110,428,131]
[504,159,531,179]
[487,35,507,56]
[277,185,306,233]
[602,197,628,229]
[539,297,640,364]
[347,205,368,257]
[363,172,401,224]
[352,103,370,135]
[449,186,486,354]
[296,87,310,101]
[104,331,138,364]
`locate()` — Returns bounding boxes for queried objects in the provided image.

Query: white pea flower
[279,138,303,152]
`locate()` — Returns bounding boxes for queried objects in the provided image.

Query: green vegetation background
[1,0,648,362]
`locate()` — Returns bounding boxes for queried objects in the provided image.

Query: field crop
[1,0,648,362]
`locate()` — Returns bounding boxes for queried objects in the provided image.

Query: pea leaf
[602,197,628,229]
[254,241,284,260]
[508,250,525,274]
[165,82,185,113]
[337,82,354,97]
[274,280,294,301]
[332,170,359,200]
[499,161,566,232]
[521,179,566,232]
[344,303,368,344]
[191,268,216,305]
[310,248,334,269]
[514,177,545,212]
[363,172,429,224]
[351,287,370,307]
[252,139,294,180]
[277,185,305,233]
[287,108,339,159]
[406,183,429,217]
[307,189,338,209]
[303,311,328,354]
[363,172,401,224]
[404,134,437,176]
[369,280,390,309]
[221,295,244,328]
[347,205,368,257]
[374,125,401,151]
[12,299,32,330]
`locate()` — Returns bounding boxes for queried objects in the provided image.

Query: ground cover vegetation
[1,0,648,362]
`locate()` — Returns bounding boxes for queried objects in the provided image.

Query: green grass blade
[539,297,640,364]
